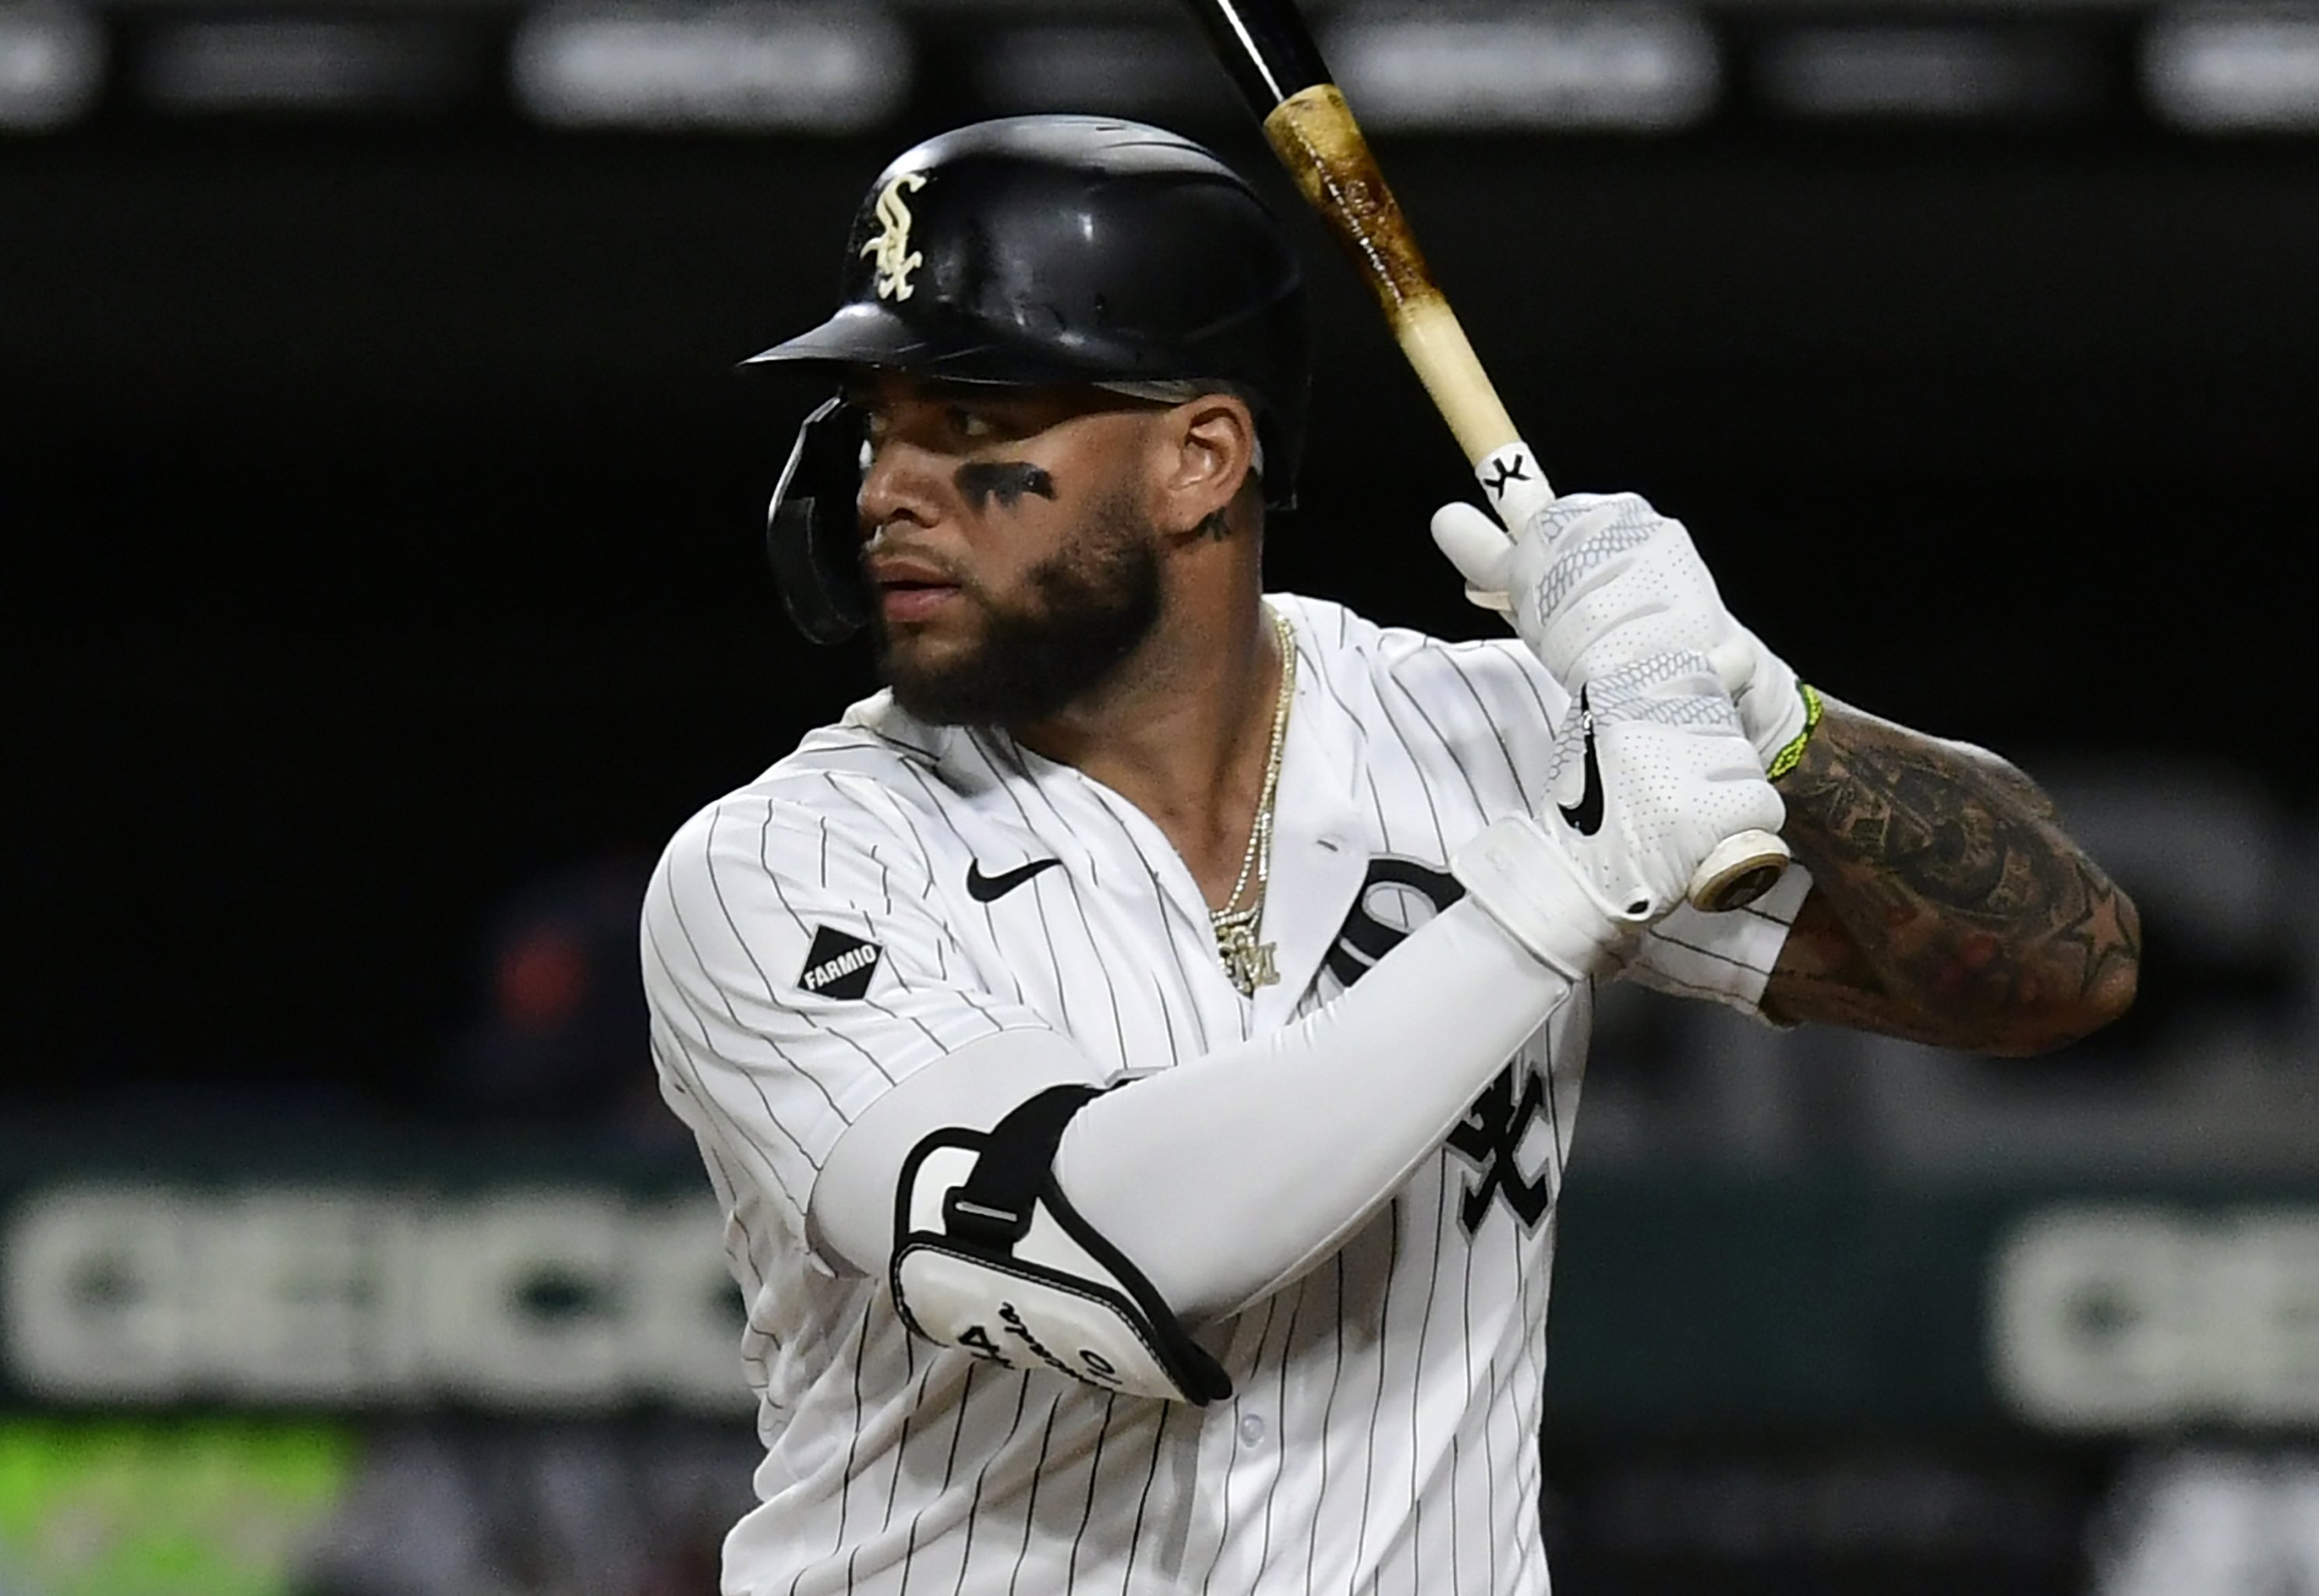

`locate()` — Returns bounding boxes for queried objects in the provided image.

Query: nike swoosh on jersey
[1557,688,1605,836]
[966,857,1063,902]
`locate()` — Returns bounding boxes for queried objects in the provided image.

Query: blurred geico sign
[1,1185,751,1412]
[1992,1206,2319,1430]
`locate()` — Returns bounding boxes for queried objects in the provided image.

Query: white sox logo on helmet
[861,171,928,302]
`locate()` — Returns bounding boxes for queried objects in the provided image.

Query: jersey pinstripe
[642,594,1810,1596]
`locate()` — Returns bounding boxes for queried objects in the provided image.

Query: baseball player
[641,118,2137,1596]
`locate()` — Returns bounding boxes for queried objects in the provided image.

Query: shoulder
[650,696,958,909]
[1272,592,1569,731]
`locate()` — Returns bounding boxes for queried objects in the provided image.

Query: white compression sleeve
[1055,898,1568,1321]
[809,898,1575,1326]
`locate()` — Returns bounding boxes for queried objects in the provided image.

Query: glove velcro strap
[1450,814,1636,980]
[890,1087,1232,1406]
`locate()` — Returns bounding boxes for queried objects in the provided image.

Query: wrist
[1730,627,1808,767]
[1451,814,1639,980]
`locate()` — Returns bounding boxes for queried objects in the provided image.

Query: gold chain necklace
[1212,608,1296,996]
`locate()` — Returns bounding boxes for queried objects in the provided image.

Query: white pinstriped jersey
[642,594,1808,1596]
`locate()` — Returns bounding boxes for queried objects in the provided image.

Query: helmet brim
[742,302,949,369]
[741,303,1102,387]
[744,300,1273,393]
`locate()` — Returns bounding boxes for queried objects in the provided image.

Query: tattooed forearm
[1760,697,2139,1054]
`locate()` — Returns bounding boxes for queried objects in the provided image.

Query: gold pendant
[1215,916,1279,997]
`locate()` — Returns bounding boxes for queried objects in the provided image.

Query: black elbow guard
[889,1083,1232,1405]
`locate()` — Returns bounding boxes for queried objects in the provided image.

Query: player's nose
[858,440,950,537]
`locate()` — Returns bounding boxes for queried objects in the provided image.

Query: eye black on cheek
[953,461,1056,512]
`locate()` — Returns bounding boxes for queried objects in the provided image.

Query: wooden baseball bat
[1175,0,1790,914]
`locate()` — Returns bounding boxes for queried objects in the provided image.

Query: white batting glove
[1451,648,1787,980]
[1432,491,1809,770]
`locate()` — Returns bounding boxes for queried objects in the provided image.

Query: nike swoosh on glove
[1432,491,1808,768]
[1451,648,1787,978]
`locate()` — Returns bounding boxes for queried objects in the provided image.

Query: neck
[1012,588,1282,909]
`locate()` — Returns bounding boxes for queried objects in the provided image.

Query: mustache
[859,538,982,600]
[861,529,950,574]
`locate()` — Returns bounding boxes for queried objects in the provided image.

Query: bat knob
[1686,829,1791,914]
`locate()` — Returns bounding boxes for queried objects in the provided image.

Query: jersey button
[1237,1413,1267,1447]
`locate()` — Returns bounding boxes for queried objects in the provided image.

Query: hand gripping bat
[1175,0,1790,913]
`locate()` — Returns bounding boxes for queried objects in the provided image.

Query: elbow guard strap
[890,1084,1233,1406]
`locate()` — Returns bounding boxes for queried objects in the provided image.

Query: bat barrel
[1177,0,1330,107]
[1260,85,1525,471]
[1176,3,1526,472]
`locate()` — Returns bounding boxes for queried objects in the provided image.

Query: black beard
[871,493,1164,728]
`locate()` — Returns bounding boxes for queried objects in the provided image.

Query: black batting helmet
[748,115,1312,644]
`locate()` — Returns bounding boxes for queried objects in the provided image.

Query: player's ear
[1154,394,1257,536]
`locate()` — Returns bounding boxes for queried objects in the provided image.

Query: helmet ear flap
[766,397,872,645]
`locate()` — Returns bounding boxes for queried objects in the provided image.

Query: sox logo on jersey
[1327,858,1553,1241]
[642,594,1808,1596]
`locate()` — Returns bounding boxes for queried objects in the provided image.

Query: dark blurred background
[5,0,2318,1591]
